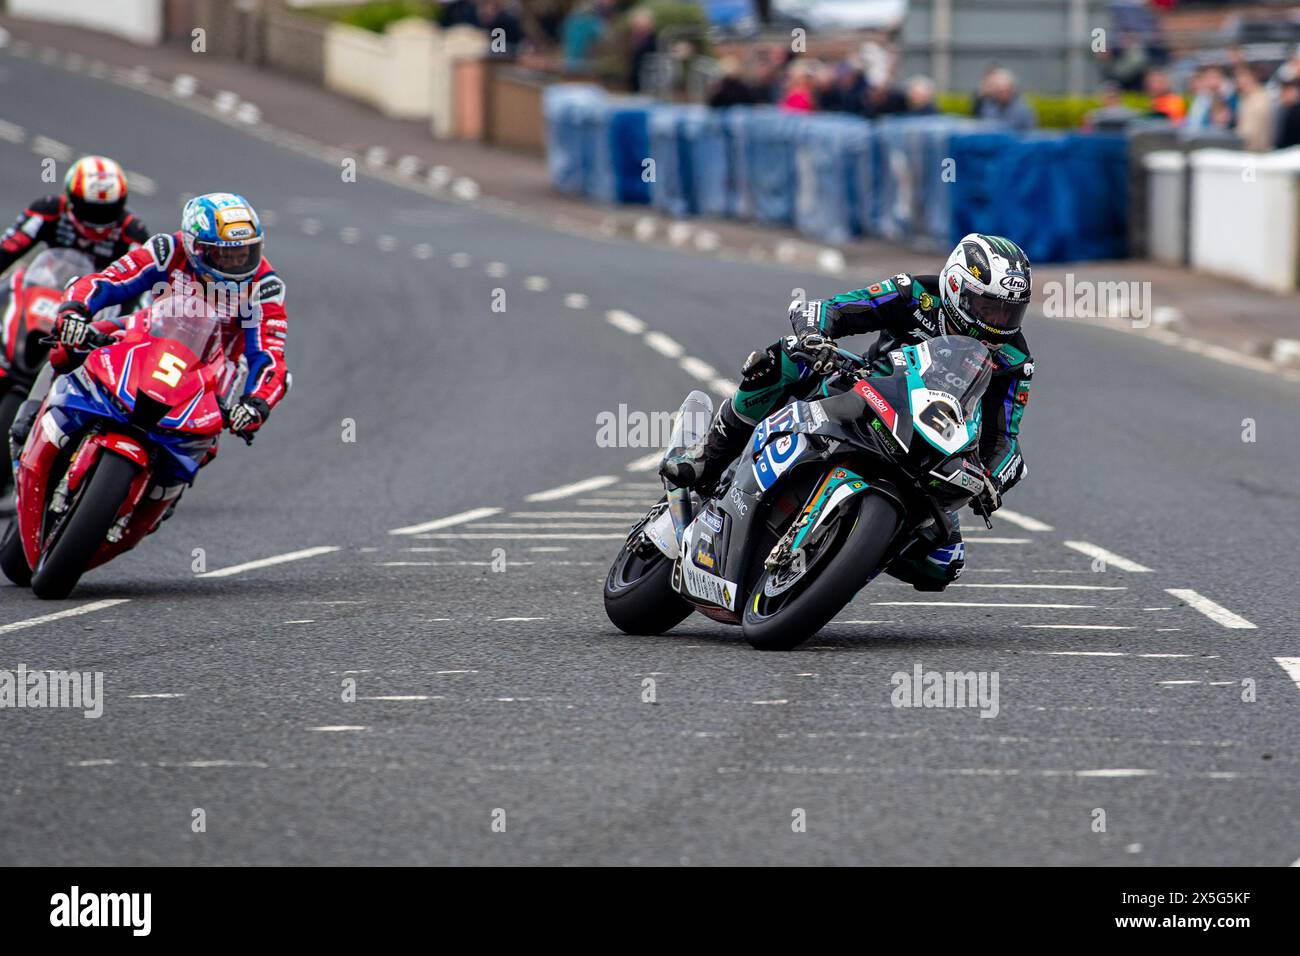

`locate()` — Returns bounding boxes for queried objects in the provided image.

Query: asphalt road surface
[0,46,1297,866]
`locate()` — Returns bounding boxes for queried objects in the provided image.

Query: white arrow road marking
[524,475,618,502]
[1275,658,1300,691]
[389,507,502,536]
[198,546,340,578]
[1165,589,1256,629]
[1063,541,1153,572]
[0,599,130,635]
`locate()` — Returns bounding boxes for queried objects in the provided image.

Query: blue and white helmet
[180,192,263,282]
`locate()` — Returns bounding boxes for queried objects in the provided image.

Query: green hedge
[298,2,437,33]
[937,91,1161,129]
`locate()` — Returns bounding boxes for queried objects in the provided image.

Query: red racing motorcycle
[1,287,238,598]
[0,248,97,495]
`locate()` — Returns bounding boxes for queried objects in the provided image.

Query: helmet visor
[70,194,125,227]
[959,290,1028,333]
[193,238,262,280]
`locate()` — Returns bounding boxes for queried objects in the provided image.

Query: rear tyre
[0,519,31,586]
[604,544,692,635]
[0,389,26,496]
[31,453,138,600]
[742,493,900,651]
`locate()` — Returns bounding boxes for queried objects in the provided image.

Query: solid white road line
[1063,541,1153,572]
[389,507,502,536]
[524,475,618,502]
[1165,589,1256,629]
[198,546,340,578]
[0,599,130,635]
[994,508,1054,532]
[1275,658,1300,691]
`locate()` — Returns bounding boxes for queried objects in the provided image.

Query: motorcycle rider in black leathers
[0,155,149,275]
[662,233,1035,591]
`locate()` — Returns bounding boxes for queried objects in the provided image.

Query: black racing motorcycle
[603,334,998,651]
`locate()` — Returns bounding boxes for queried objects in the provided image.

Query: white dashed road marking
[197,546,340,578]
[994,509,1053,532]
[524,476,618,502]
[1062,541,1153,572]
[389,507,502,536]
[1165,589,1256,629]
[0,599,130,635]
[1275,658,1300,691]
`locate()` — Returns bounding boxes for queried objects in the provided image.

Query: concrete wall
[9,0,164,45]
[1189,149,1300,293]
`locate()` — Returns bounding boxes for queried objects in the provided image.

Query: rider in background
[0,155,149,274]
[662,233,1036,592]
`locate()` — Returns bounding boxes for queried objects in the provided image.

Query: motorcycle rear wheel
[742,493,900,651]
[31,453,138,600]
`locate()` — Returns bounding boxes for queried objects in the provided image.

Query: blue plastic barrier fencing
[589,101,653,205]
[543,85,1132,262]
[682,107,732,219]
[793,114,874,245]
[739,108,799,226]
[543,84,605,196]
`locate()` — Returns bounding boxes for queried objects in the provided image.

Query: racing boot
[660,401,751,497]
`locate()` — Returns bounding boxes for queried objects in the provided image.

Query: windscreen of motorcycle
[23,248,96,291]
[908,336,994,456]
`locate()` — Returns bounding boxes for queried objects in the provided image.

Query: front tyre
[0,389,26,497]
[742,493,900,651]
[31,453,138,600]
[0,519,31,586]
[604,543,692,635]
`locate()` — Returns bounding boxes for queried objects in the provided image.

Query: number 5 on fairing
[151,352,188,387]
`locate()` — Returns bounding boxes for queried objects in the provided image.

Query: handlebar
[40,329,116,351]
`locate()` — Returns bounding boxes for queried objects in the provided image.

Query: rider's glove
[229,396,270,437]
[792,327,836,374]
[975,471,1002,517]
[55,301,93,347]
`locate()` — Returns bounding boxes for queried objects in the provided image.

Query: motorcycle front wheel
[742,492,900,651]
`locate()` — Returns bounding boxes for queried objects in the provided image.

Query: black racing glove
[791,327,836,375]
[55,301,93,347]
[229,395,270,441]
